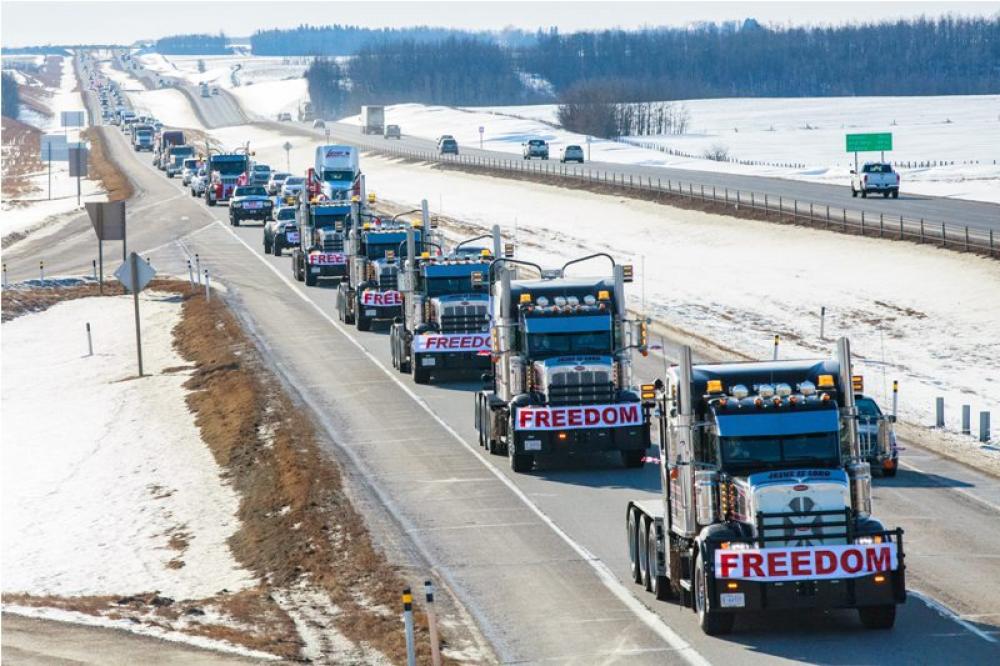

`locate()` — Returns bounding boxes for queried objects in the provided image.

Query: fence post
[981,412,992,443]
[425,581,442,666]
[842,209,847,232]
[861,211,865,235]
[941,222,946,247]
[825,205,830,229]
[936,397,945,427]
[402,588,416,666]
[900,215,904,240]
[962,405,971,435]
[204,270,210,301]
[920,219,924,243]
[764,193,768,215]
[879,213,884,238]
[965,226,970,252]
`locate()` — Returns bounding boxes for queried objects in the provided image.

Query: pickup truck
[384,124,401,139]
[522,139,549,160]
[851,162,900,199]
[264,207,299,255]
[229,185,274,226]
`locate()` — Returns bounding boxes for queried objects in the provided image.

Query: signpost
[40,134,68,200]
[86,201,126,294]
[586,135,592,162]
[114,252,156,377]
[846,132,893,171]
[68,143,89,206]
[283,141,292,171]
[60,110,85,128]
[478,125,484,150]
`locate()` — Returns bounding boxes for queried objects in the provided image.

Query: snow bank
[229,79,308,120]
[138,53,310,88]
[129,88,203,129]
[2,292,253,599]
[340,100,1000,204]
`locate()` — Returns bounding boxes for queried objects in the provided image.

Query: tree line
[250,24,538,55]
[154,33,231,55]
[2,72,20,120]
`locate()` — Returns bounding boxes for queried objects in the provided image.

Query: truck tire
[272,242,282,256]
[695,553,734,635]
[509,433,532,473]
[305,270,317,286]
[413,363,430,384]
[627,509,643,584]
[622,449,645,468]
[646,521,672,601]
[851,187,858,198]
[207,196,216,207]
[232,216,240,227]
[398,335,411,373]
[858,605,896,630]
[883,191,890,198]
[861,190,868,198]
[891,189,899,199]
[357,313,371,332]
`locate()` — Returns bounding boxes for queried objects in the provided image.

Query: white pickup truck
[851,162,900,199]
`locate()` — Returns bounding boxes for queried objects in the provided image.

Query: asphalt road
[6,85,999,663]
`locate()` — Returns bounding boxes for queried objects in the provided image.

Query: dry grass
[81,127,133,201]
[1,116,45,198]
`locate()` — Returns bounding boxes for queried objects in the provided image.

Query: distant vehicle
[439,138,459,155]
[200,83,210,98]
[360,105,384,135]
[523,138,549,160]
[165,145,195,178]
[384,124,401,139]
[264,207,300,256]
[181,158,200,185]
[281,176,306,198]
[851,162,899,199]
[250,163,272,186]
[229,185,273,226]
[155,130,185,170]
[132,124,154,152]
[211,87,220,95]
[277,112,292,122]
[313,118,325,129]
[436,134,455,148]
[559,145,584,164]
[267,171,291,196]
[190,168,208,197]
[298,101,314,122]
[308,145,360,201]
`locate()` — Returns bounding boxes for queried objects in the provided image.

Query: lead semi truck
[390,226,499,384]
[625,338,905,635]
[307,145,360,202]
[206,153,249,206]
[475,255,650,473]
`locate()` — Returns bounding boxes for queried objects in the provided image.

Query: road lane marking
[208,217,712,666]
[899,459,1000,514]
[909,590,999,643]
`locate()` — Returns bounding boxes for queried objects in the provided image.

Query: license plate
[524,439,542,451]
[245,201,261,209]
[421,357,436,367]
[365,309,377,317]
[310,267,320,274]
[720,593,745,608]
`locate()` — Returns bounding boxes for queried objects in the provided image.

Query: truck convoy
[390,226,497,384]
[625,338,905,635]
[307,145,360,202]
[337,219,423,332]
[291,198,355,286]
[206,153,250,206]
[474,256,650,472]
[360,105,385,135]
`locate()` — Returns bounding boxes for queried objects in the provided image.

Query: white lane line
[909,590,999,644]
[207,218,712,666]
[899,459,1000,514]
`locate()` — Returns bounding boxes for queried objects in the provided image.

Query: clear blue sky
[3,1,998,47]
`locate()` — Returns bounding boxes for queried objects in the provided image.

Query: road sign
[282,141,293,151]
[846,132,892,152]
[114,253,155,293]
[61,110,85,127]
[87,201,126,240]
[68,145,89,178]
[40,134,68,161]
[479,126,484,134]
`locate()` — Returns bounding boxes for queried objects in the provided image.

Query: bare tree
[703,144,730,161]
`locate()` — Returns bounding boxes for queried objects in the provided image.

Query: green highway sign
[846,132,893,152]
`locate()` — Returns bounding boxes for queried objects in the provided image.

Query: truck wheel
[264,239,272,254]
[398,343,411,373]
[627,509,643,583]
[851,187,858,198]
[305,270,317,286]
[646,521,672,601]
[883,191,890,198]
[861,190,868,198]
[892,189,899,199]
[622,449,645,468]
[207,197,216,207]
[695,554,735,635]
[232,217,240,227]
[883,462,898,478]
[859,605,896,630]
[272,243,282,256]
[356,314,371,332]
[413,365,430,384]
[509,440,532,473]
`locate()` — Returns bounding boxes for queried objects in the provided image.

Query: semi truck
[625,338,905,635]
[360,105,385,135]
[206,153,249,206]
[154,130,184,170]
[390,225,498,384]
[307,145,360,202]
[165,145,195,178]
[474,255,650,472]
[337,220,423,332]
[291,198,355,286]
[298,101,314,122]
[131,124,154,151]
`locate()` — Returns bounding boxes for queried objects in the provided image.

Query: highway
[6,62,999,663]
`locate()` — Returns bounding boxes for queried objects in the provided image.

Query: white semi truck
[360,105,385,135]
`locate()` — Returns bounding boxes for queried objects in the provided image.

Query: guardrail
[342,137,999,259]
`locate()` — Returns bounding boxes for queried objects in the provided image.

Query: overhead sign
[114,254,156,293]
[68,145,89,177]
[40,134,68,161]
[61,110,86,128]
[87,201,126,240]
[715,543,898,582]
[846,132,892,153]
[413,334,490,354]
[515,403,643,431]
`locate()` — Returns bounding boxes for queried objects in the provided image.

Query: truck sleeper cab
[337,225,421,331]
[626,341,905,635]
[292,202,352,286]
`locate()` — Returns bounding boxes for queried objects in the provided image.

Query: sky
[2,0,998,47]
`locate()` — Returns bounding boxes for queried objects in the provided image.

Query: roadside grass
[81,126,134,201]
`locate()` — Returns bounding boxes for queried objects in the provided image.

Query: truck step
[678,579,692,592]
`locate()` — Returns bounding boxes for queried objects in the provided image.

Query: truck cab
[390,228,496,384]
[625,340,905,635]
[308,145,360,202]
[165,145,194,177]
[291,200,354,286]
[475,256,649,472]
[206,153,249,206]
[851,162,900,199]
[132,124,154,151]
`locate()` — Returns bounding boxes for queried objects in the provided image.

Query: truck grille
[755,508,851,548]
[546,370,614,406]
[439,303,488,333]
[378,265,399,290]
[317,231,343,252]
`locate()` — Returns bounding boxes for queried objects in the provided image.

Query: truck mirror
[481,372,494,388]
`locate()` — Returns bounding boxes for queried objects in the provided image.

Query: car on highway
[851,162,900,199]
[559,145,585,163]
[281,176,306,198]
[436,134,455,148]
[211,86,220,95]
[190,168,208,197]
[263,207,300,256]
[229,186,273,226]
[522,138,550,160]
[180,158,200,185]
[384,124,401,139]
[312,119,325,128]
[439,138,459,155]
[277,112,292,122]
[250,163,272,186]
[267,171,291,196]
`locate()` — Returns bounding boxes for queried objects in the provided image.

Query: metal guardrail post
[981,412,992,443]
[900,215,904,240]
[962,405,972,435]
[965,226,970,252]
[936,397,945,427]
[861,211,865,235]
[920,219,925,243]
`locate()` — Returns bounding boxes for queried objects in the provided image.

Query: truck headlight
[855,535,883,545]
[720,541,755,551]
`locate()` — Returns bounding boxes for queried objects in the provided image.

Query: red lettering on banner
[816,550,837,575]
[460,336,473,348]
[791,550,810,576]
[568,410,582,427]
[841,549,863,574]
[622,404,639,423]
[719,552,738,578]
[744,552,765,578]
[585,408,600,425]
[602,407,618,425]
[767,551,789,577]
[518,410,532,429]
[551,410,566,428]
[866,545,891,572]
[535,411,551,428]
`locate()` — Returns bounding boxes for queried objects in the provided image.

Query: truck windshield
[322,169,354,182]
[720,432,840,472]
[526,331,611,357]
[364,241,401,259]
[426,277,485,297]
[172,147,194,156]
[313,213,346,229]
[213,159,247,175]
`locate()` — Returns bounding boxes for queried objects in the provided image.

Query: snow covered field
[341,99,1000,203]
[2,291,252,599]
[138,53,312,88]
